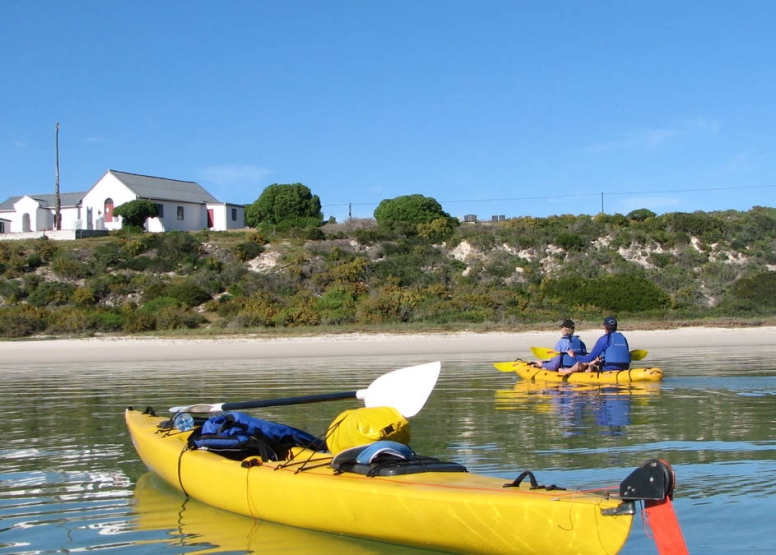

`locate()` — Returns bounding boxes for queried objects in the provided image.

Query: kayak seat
[331,440,468,477]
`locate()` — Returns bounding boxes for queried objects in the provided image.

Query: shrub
[155,306,205,330]
[541,273,671,313]
[315,288,358,325]
[627,208,656,221]
[0,278,23,300]
[27,281,75,307]
[73,287,97,307]
[51,252,92,280]
[0,305,47,337]
[554,232,586,251]
[122,310,157,333]
[727,272,776,309]
[87,310,124,333]
[45,307,91,334]
[141,296,182,313]
[166,282,211,307]
[245,183,323,227]
[113,199,158,229]
[374,194,457,234]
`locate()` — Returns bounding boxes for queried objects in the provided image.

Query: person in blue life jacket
[562,316,631,375]
[535,319,589,372]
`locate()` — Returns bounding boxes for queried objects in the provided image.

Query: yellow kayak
[126,407,637,555]
[494,360,664,383]
[132,472,414,554]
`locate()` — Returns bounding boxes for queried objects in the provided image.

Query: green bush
[166,282,211,307]
[141,296,182,312]
[122,310,157,333]
[727,272,776,309]
[27,281,75,307]
[87,310,124,332]
[245,183,323,227]
[45,307,91,334]
[155,306,205,330]
[374,194,457,234]
[234,240,264,261]
[315,288,358,325]
[554,232,586,251]
[0,278,23,300]
[51,252,92,280]
[0,305,47,337]
[541,273,672,313]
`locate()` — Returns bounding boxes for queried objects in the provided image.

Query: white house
[0,170,245,237]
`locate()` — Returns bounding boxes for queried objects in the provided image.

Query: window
[231,208,237,221]
[156,204,164,218]
[177,206,184,220]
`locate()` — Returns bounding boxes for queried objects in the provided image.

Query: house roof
[108,170,220,204]
[0,192,85,211]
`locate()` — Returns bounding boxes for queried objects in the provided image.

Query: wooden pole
[54,122,61,230]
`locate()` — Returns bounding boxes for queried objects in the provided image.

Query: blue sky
[2,1,776,223]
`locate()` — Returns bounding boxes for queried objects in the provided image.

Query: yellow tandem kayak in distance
[494,360,665,383]
[126,363,685,555]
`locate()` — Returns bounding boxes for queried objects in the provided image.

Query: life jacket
[602,332,630,366]
[562,335,588,367]
[189,411,326,461]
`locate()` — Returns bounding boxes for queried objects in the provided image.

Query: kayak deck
[494,360,664,383]
[126,407,635,555]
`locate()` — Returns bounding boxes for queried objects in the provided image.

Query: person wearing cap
[537,319,588,372]
[564,316,631,374]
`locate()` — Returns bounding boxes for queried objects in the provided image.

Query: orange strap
[643,497,689,555]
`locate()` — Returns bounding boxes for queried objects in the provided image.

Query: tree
[113,200,159,231]
[245,183,322,228]
[627,208,657,221]
[374,194,457,234]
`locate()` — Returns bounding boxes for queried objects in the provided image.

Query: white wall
[82,173,136,231]
[207,203,245,231]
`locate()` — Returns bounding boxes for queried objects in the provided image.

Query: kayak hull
[126,408,634,555]
[494,361,664,383]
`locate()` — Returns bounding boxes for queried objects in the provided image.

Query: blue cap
[603,316,618,329]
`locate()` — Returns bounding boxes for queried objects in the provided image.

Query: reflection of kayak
[495,381,660,436]
[494,361,664,383]
[497,379,660,403]
[132,472,427,554]
[126,407,642,555]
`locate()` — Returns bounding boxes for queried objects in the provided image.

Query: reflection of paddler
[131,472,430,555]
[495,382,660,433]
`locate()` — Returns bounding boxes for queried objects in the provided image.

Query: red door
[104,199,114,223]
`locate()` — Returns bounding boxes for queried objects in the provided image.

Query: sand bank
[1,326,773,365]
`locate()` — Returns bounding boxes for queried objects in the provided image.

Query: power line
[321,183,776,211]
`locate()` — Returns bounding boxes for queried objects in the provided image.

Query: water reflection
[131,472,441,554]
[494,381,662,438]
[2,349,776,554]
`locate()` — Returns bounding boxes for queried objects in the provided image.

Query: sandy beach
[1,326,773,365]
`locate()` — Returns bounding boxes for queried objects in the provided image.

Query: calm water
[1,344,775,554]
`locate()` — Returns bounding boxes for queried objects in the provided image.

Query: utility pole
[54,122,61,230]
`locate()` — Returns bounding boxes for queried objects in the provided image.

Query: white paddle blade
[357,361,441,418]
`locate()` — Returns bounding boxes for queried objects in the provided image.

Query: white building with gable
[0,170,245,238]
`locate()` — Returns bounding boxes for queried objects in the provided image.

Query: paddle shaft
[531,346,647,361]
[223,391,357,411]
[170,361,441,416]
